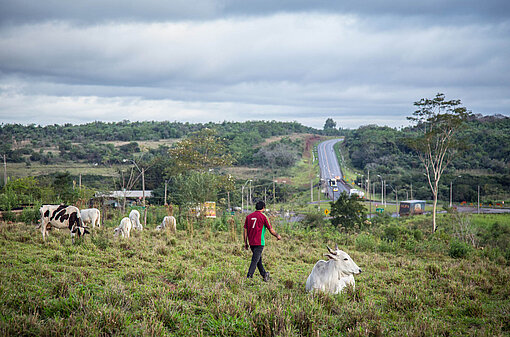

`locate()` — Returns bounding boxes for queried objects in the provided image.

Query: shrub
[382,225,400,242]
[1,210,17,222]
[301,213,326,228]
[20,207,40,225]
[377,239,396,253]
[449,239,472,259]
[355,233,377,252]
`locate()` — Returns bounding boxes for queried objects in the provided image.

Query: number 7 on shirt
[251,218,257,228]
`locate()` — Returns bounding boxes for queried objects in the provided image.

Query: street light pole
[449,175,462,208]
[377,175,383,205]
[142,168,146,226]
[241,179,251,213]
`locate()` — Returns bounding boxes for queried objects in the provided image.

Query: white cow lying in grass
[129,210,143,230]
[114,217,132,238]
[155,216,176,233]
[305,245,362,294]
[80,208,101,228]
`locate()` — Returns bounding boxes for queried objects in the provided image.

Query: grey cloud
[1,0,510,25]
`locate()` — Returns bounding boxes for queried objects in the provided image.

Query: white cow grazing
[155,216,176,233]
[114,217,132,238]
[39,205,89,243]
[305,245,362,294]
[80,208,101,228]
[129,210,143,231]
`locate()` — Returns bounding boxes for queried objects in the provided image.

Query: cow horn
[326,245,336,255]
[335,243,339,250]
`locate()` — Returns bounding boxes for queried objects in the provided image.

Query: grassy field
[7,163,121,179]
[1,212,509,336]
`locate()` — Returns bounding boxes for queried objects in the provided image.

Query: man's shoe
[263,272,270,282]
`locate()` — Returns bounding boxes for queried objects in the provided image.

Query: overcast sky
[1,1,509,129]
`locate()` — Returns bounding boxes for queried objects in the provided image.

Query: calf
[129,210,143,230]
[305,245,362,294]
[114,217,132,238]
[155,215,176,233]
[80,208,101,228]
[39,205,90,243]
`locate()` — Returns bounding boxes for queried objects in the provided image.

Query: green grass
[1,214,509,336]
[7,162,121,179]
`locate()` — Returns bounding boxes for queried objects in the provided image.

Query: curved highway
[317,138,350,200]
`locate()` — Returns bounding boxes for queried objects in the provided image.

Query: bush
[382,225,400,242]
[301,213,326,228]
[449,239,472,259]
[355,233,377,252]
[1,210,17,222]
[20,207,40,225]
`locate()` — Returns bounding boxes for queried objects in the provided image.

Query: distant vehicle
[333,187,339,192]
[329,179,337,187]
[399,200,425,216]
[349,189,365,198]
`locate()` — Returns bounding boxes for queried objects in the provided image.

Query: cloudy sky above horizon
[1,1,509,129]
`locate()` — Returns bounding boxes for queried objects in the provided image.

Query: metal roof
[95,190,153,198]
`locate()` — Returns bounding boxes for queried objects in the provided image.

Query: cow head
[325,244,362,275]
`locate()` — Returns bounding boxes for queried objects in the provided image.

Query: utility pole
[142,168,146,226]
[3,154,6,186]
[477,185,480,214]
[164,181,168,205]
[310,179,313,202]
[79,173,82,189]
[410,183,413,200]
[227,191,231,211]
[273,179,276,210]
[241,185,244,213]
[368,170,371,216]
[317,180,321,211]
[249,180,252,208]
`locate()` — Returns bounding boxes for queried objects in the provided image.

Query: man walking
[244,201,281,281]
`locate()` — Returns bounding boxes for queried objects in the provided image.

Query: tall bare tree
[406,93,471,232]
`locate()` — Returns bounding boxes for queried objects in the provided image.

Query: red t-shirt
[244,210,273,246]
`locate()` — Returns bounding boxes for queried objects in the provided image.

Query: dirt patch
[100,139,179,149]
[303,135,324,158]
[257,133,311,148]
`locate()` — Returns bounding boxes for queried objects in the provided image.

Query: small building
[399,200,426,216]
[94,190,153,208]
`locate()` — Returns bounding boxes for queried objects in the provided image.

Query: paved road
[317,138,350,200]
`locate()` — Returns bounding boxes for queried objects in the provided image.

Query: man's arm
[268,226,281,240]
[243,227,249,250]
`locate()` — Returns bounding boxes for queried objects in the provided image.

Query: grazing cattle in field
[129,210,143,230]
[80,208,101,228]
[155,216,176,233]
[39,205,90,243]
[114,217,132,238]
[305,245,362,294]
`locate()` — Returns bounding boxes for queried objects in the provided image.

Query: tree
[167,128,235,207]
[323,118,337,130]
[406,93,471,232]
[168,128,234,174]
[330,192,367,230]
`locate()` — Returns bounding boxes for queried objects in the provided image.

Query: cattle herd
[36,204,360,294]
[38,205,176,242]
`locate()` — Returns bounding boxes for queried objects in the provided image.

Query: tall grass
[0,213,509,336]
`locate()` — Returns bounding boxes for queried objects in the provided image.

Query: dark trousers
[247,245,267,278]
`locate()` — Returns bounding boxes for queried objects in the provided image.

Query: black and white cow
[39,205,90,243]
